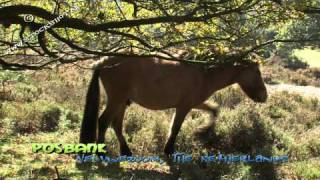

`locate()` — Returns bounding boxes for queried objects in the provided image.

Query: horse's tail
[80,69,100,143]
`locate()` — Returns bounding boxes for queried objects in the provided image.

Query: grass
[294,48,320,68]
[0,65,320,179]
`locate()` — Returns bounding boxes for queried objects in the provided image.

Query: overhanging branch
[0,5,245,30]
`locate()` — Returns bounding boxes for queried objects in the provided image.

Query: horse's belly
[129,87,181,110]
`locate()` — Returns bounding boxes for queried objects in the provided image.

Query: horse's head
[236,61,267,103]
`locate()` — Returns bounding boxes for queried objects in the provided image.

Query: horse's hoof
[121,149,133,156]
[164,146,174,156]
[194,127,212,142]
[75,161,93,170]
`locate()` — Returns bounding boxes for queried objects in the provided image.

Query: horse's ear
[252,59,267,67]
[233,61,241,66]
[252,60,260,66]
[92,56,109,69]
[251,53,266,66]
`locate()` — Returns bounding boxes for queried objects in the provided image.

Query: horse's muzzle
[255,90,268,103]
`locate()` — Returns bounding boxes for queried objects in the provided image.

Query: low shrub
[1,101,81,134]
[11,84,41,102]
[212,86,245,108]
[11,105,42,134]
[283,56,309,70]
[262,57,320,87]
[40,105,61,132]
[57,108,81,130]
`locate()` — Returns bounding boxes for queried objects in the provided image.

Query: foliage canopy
[0,0,319,70]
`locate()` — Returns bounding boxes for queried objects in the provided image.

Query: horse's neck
[204,66,241,94]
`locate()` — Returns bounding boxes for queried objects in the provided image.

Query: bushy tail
[80,69,100,143]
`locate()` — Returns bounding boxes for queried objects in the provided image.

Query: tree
[0,0,319,70]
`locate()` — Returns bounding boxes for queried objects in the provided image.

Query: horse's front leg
[193,101,220,140]
[164,108,190,156]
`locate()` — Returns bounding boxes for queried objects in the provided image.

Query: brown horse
[79,56,267,156]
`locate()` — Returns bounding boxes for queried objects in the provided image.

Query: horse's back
[99,56,206,109]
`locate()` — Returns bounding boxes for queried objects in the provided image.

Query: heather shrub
[212,86,245,108]
[283,56,309,70]
[40,105,61,132]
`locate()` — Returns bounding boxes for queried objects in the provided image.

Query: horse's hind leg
[97,107,112,144]
[164,108,190,156]
[194,101,219,140]
[97,101,131,156]
[111,103,132,156]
